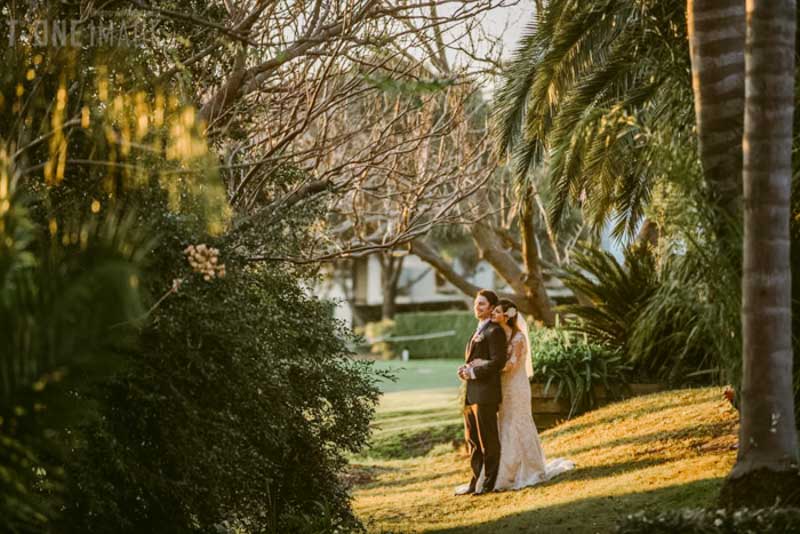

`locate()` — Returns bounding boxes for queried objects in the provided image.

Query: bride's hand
[469,358,489,367]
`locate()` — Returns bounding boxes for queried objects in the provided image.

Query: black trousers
[464,402,500,492]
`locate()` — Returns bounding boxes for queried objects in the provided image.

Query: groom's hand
[457,366,474,380]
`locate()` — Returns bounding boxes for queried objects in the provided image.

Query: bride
[468,298,575,492]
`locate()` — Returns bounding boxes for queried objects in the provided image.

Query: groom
[456,289,508,496]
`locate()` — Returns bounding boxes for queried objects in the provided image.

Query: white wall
[400,255,437,299]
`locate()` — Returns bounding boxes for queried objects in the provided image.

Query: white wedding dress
[470,329,575,492]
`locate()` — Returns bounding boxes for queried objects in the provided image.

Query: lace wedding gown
[475,330,575,492]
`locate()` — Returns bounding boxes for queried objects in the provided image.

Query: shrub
[530,326,630,417]
[627,251,738,386]
[557,245,660,352]
[558,243,732,385]
[0,165,149,531]
[616,507,800,533]
[63,257,382,533]
[390,311,474,359]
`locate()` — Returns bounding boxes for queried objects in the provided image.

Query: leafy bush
[616,507,800,533]
[558,243,732,385]
[390,311,474,359]
[63,247,383,533]
[628,251,739,386]
[1,4,386,532]
[530,326,630,417]
[558,245,660,351]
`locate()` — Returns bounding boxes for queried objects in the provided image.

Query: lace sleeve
[502,333,526,372]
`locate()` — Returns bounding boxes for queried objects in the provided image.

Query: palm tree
[493,0,691,238]
[719,0,800,506]
[0,154,151,530]
[0,172,150,403]
[686,0,745,251]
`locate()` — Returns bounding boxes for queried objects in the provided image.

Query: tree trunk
[720,0,800,508]
[379,254,403,320]
[519,187,557,325]
[471,220,555,325]
[409,238,553,321]
[687,0,745,246]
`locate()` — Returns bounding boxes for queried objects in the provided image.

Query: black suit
[463,321,507,492]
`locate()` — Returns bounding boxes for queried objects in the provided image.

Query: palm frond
[493,0,690,235]
[0,172,152,403]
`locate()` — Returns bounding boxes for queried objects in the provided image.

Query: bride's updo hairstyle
[498,298,521,338]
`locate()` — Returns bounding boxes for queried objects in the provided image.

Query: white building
[317,253,574,327]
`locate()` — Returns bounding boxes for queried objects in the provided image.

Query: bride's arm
[502,335,525,372]
[470,327,508,380]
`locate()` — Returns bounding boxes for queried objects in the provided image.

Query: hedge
[389,311,475,359]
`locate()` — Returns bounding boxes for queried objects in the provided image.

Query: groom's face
[473,295,492,320]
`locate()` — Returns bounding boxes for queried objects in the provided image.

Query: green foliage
[791,176,800,426]
[0,434,53,533]
[390,311,475,359]
[629,252,740,388]
[0,164,150,531]
[557,244,659,350]
[530,326,629,417]
[0,10,384,529]
[0,176,149,402]
[494,0,690,237]
[616,507,800,533]
[58,199,383,532]
[558,241,735,386]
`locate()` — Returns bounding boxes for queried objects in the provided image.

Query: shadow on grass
[430,478,724,534]
[358,468,464,491]
[543,457,675,486]
[557,420,735,458]
[359,423,463,460]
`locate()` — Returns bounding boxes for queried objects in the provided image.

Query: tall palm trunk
[686,0,745,243]
[720,0,800,507]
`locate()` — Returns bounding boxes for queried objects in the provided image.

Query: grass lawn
[351,387,738,533]
[357,359,464,459]
[358,388,463,460]
[371,359,464,393]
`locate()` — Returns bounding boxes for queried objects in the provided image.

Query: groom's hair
[477,289,499,307]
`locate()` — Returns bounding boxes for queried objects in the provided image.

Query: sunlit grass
[357,388,463,460]
[352,387,738,533]
[371,359,463,393]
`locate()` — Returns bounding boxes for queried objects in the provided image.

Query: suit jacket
[464,321,508,405]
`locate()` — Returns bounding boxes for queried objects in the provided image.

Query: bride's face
[491,305,507,325]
